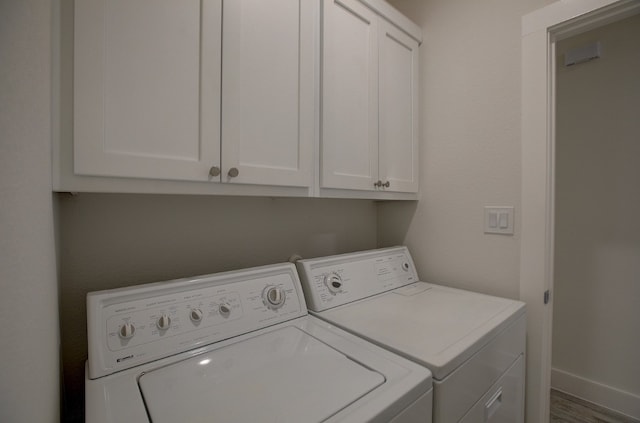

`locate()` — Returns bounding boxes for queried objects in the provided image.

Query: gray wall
[380,0,554,299]
[552,14,640,418]
[58,194,377,420]
[0,1,60,421]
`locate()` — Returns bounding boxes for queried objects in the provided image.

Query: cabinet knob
[374,180,382,188]
[383,181,390,188]
[227,167,239,178]
[209,166,221,177]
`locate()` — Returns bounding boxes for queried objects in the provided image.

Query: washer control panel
[104,290,245,353]
[87,263,305,379]
[296,247,418,312]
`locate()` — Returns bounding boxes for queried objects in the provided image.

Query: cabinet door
[321,0,379,191]
[221,0,315,187]
[74,0,221,181]
[378,19,419,193]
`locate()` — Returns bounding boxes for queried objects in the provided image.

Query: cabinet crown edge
[358,0,423,44]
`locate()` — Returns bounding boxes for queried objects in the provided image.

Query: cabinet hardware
[383,181,390,188]
[209,166,221,177]
[228,167,239,178]
[374,180,382,187]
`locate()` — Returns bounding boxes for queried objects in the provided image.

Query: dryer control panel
[87,263,306,379]
[296,246,418,312]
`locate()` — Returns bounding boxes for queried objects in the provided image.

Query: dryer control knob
[263,286,286,310]
[119,322,135,339]
[324,273,343,294]
[190,308,204,323]
[156,314,171,330]
[219,303,231,317]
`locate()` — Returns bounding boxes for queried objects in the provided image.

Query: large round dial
[156,314,171,330]
[263,286,286,310]
[119,322,135,339]
[324,272,343,294]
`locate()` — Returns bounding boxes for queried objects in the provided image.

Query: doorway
[520,1,640,422]
[551,13,640,421]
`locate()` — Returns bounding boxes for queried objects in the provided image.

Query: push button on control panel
[218,303,231,317]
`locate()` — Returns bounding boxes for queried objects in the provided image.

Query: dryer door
[138,326,385,423]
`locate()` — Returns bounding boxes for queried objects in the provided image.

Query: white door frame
[520,1,640,422]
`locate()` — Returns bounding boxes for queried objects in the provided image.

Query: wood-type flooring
[550,389,640,423]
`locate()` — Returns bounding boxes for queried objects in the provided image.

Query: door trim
[520,1,640,422]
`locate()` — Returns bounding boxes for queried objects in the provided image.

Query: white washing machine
[85,262,433,423]
[296,247,526,423]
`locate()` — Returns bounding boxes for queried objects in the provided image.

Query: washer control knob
[264,286,286,309]
[324,273,343,294]
[156,314,171,330]
[119,322,135,339]
[219,303,231,317]
[190,308,204,323]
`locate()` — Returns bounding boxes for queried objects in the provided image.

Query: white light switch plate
[484,206,514,235]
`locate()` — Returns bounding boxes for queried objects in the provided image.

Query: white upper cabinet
[222,0,314,187]
[378,19,419,193]
[322,0,379,191]
[74,0,222,182]
[73,0,314,188]
[321,0,420,194]
[66,0,418,198]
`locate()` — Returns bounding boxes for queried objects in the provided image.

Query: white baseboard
[551,367,640,420]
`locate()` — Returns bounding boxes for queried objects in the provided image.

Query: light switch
[484,206,514,235]
[489,212,498,228]
[499,212,508,229]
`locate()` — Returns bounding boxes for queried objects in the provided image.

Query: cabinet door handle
[227,167,239,178]
[209,166,221,177]
[374,180,382,188]
[383,181,390,188]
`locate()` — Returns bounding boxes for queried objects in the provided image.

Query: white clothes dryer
[296,247,526,423]
[85,262,433,423]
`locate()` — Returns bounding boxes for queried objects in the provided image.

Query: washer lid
[138,326,385,423]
